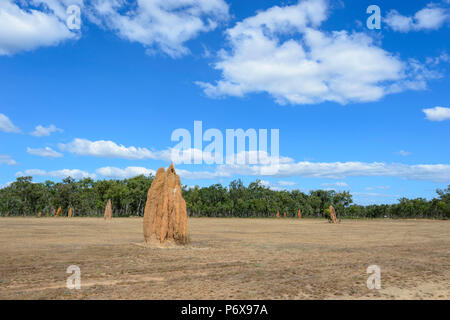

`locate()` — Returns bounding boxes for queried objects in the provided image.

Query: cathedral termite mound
[143,164,188,245]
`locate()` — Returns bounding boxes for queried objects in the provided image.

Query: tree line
[0,175,449,219]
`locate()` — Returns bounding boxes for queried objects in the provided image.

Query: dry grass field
[0,217,449,300]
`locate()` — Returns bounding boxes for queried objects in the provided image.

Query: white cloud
[89,0,229,58]
[96,166,155,179]
[16,159,450,183]
[16,168,95,179]
[0,0,81,56]
[129,158,450,182]
[197,0,436,105]
[321,181,349,188]
[423,106,450,121]
[58,138,231,164]
[168,160,450,183]
[27,147,63,158]
[0,113,20,133]
[237,161,450,183]
[59,138,157,160]
[0,155,17,165]
[31,124,63,137]
[385,5,449,32]
[397,150,412,156]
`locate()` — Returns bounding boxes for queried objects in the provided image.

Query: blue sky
[0,0,449,205]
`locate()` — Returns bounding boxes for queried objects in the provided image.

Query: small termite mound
[329,205,338,224]
[104,199,112,220]
[55,207,62,217]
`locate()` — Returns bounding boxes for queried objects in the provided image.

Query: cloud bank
[16,160,450,183]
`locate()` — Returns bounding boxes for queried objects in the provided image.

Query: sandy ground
[0,217,449,300]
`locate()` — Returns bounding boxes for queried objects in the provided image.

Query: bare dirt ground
[0,217,449,300]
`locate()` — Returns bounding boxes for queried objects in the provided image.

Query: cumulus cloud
[423,106,450,121]
[197,0,440,105]
[0,0,81,55]
[0,155,17,165]
[0,113,20,133]
[16,168,95,179]
[59,138,157,160]
[89,0,229,58]
[58,138,271,164]
[27,147,63,158]
[31,124,63,137]
[385,4,449,32]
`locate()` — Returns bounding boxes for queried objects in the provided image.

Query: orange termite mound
[284,212,287,217]
[56,207,62,217]
[38,212,42,217]
[329,205,338,224]
[276,211,280,219]
[68,207,73,218]
[104,199,112,220]
[298,209,301,219]
[143,164,188,245]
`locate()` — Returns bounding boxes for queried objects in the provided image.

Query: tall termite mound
[68,207,73,218]
[104,199,112,219]
[143,164,188,245]
[298,209,301,219]
[329,205,338,224]
[56,207,62,217]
